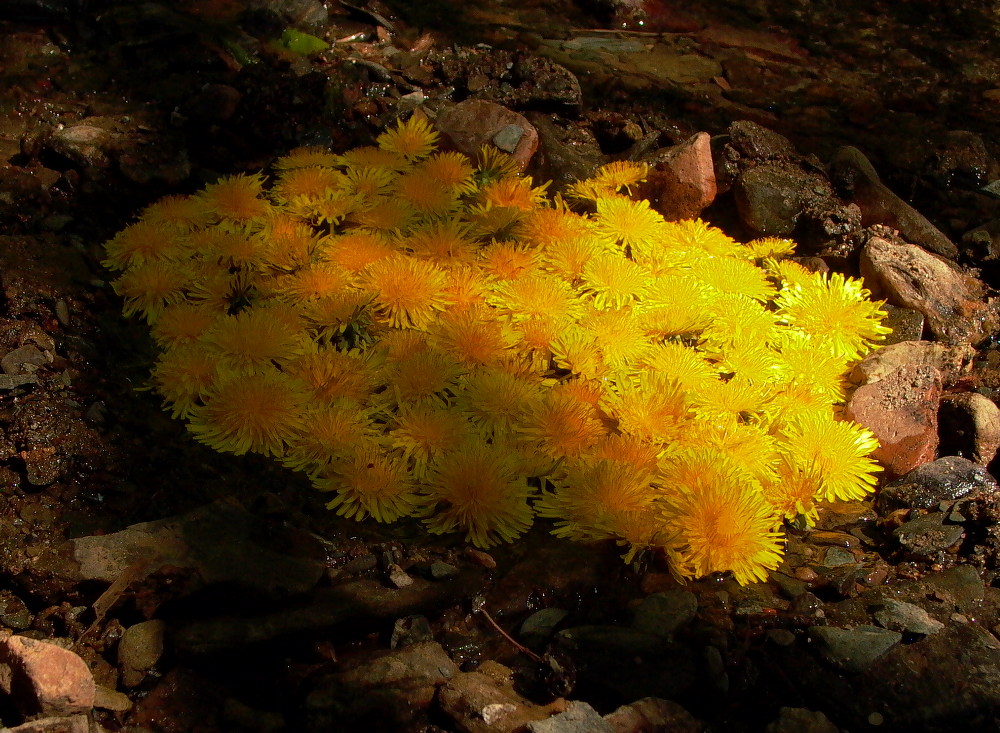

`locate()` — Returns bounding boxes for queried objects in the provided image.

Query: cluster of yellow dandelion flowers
[105,116,891,585]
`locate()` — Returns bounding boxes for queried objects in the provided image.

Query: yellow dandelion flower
[338,165,397,201]
[255,213,319,270]
[581,253,652,309]
[537,457,658,541]
[700,294,778,348]
[592,434,661,472]
[198,172,272,222]
[456,364,545,438]
[480,176,549,211]
[466,202,525,240]
[150,302,217,348]
[774,330,848,402]
[300,291,372,339]
[778,412,882,503]
[112,261,189,322]
[103,221,189,271]
[383,348,464,407]
[377,115,439,161]
[540,235,605,284]
[421,441,535,547]
[746,236,796,259]
[444,266,492,312]
[488,273,582,322]
[592,195,665,251]
[340,146,410,170]
[187,369,310,457]
[580,306,651,370]
[151,345,218,419]
[519,391,606,462]
[388,403,471,479]
[775,271,891,360]
[639,342,716,391]
[348,196,415,232]
[519,201,593,248]
[431,306,515,367]
[636,275,713,337]
[296,192,359,226]
[272,146,342,170]
[416,151,477,195]
[283,402,376,473]
[284,346,382,405]
[592,160,649,193]
[394,170,460,216]
[550,327,608,381]
[770,259,816,288]
[188,227,263,270]
[708,341,783,385]
[141,194,211,231]
[476,145,522,179]
[272,263,352,303]
[202,308,306,372]
[271,166,344,204]
[478,240,541,281]
[691,256,776,302]
[603,373,691,444]
[763,457,825,525]
[405,220,478,266]
[660,451,784,585]
[317,444,421,522]
[511,315,562,371]
[660,219,741,258]
[317,229,397,273]
[690,377,773,422]
[359,254,452,329]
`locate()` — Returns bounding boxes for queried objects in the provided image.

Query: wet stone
[876,455,999,513]
[893,512,964,555]
[821,547,857,567]
[430,561,459,580]
[391,614,433,649]
[0,591,33,630]
[492,124,524,153]
[872,599,945,636]
[807,625,902,673]
[880,305,925,344]
[939,392,1000,466]
[526,700,611,733]
[519,608,569,650]
[630,590,698,638]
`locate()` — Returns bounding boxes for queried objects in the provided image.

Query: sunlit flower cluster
[105,116,891,584]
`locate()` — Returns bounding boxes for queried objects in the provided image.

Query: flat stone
[808,625,901,673]
[527,700,612,733]
[0,635,96,717]
[873,599,945,635]
[437,100,539,171]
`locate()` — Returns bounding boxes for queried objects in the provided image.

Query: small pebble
[387,563,413,588]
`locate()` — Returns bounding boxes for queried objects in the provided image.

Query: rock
[1,345,51,375]
[390,614,433,649]
[844,361,940,477]
[939,392,1000,465]
[733,163,809,237]
[630,590,698,639]
[0,635,96,717]
[4,716,91,732]
[430,561,459,580]
[118,619,166,688]
[872,599,945,636]
[604,697,701,733]
[849,339,972,388]
[637,132,717,221]
[387,563,414,588]
[807,625,902,673]
[0,590,33,629]
[860,236,997,345]
[48,124,114,169]
[438,665,551,733]
[893,512,964,556]
[94,684,132,712]
[527,700,612,733]
[925,130,994,190]
[876,455,999,513]
[880,305,925,343]
[437,100,540,171]
[69,499,325,598]
[519,608,569,650]
[765,706,839,733]
[307,641,459,727]
[829,147,959,259]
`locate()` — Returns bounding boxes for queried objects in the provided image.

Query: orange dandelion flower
[340,146,410,171]
[443,266,492,312]
[382,347,465,407]
[317,444,421,522]
[348,196,415,232]
[198,172,272,222]
[317,229,397,273]
[603,373,691,444]
[480,176,548,210]
[394,171,459,216]
[580,306,651,370]
[284,346,382,405]
[150,302,217,348]
[188,227,263,269]
[431,306,515,367]
[421,441,535,547]
[456,365,545,438]
[202,307,306,372]
[478,240,541,281]
[112,261,189,322]
[519,391,606,461]
[659,450,785,585]
[405,220,478,265]
[255,213,319,270]
[152,345,218,419]
[271,166,344,204]
[488,273,582,322]
[359,254,453,329]
[338,165,397,201]
[416,151,477,195]
[388,403,471,479]
[272,146,342,169]
[283,403,376,473]
[376,115,439,161]
[273,263,353,303]
[141,194,211,231]
[103,221,189,271]
[187,369,310,457]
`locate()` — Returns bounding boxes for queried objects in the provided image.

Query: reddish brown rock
[939,392,1000,466]
[637,132,717,221]
[0,635,96,717]
[845,363,941,478]
[848,340,973,389]
[435,100,539,171]
[860,236,998,345]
